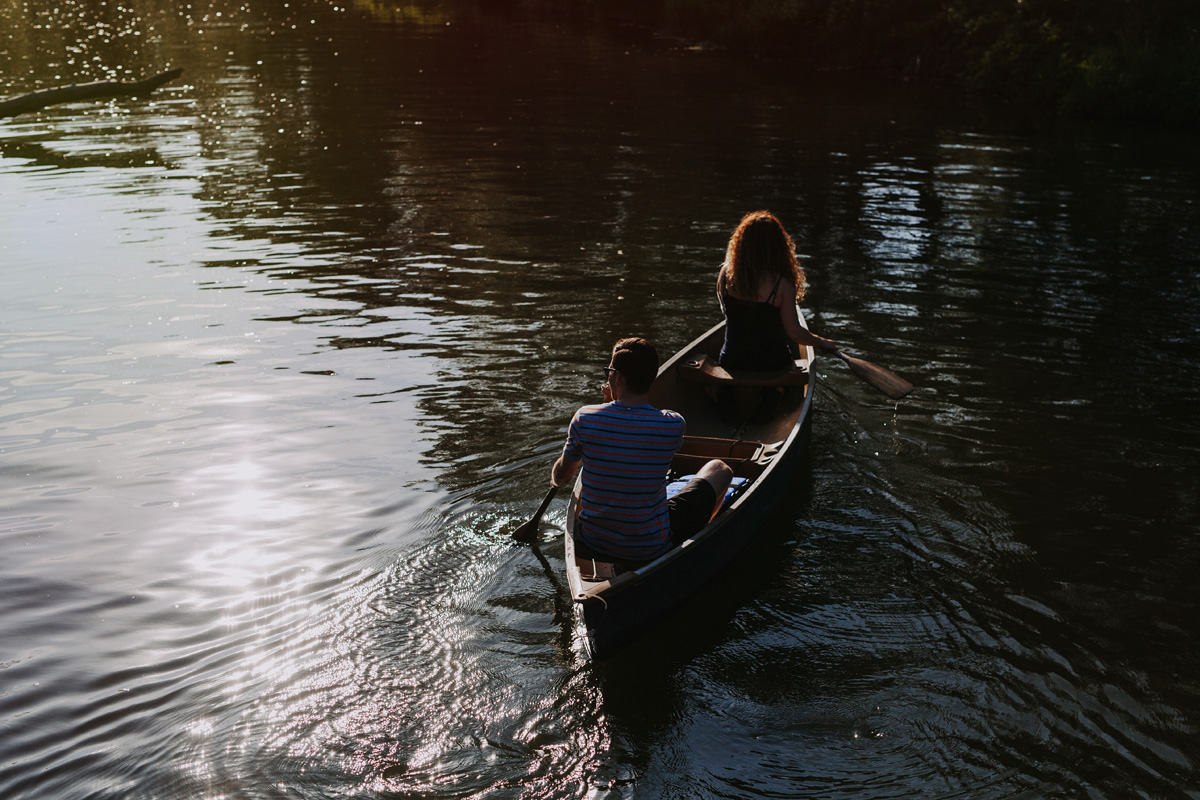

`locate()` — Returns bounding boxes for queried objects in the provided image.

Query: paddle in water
[512,485,558,543]
[833,348,914,400]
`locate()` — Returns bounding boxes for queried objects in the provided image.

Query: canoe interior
[646,323,809,444]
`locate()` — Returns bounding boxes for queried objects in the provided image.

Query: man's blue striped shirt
[564,401,685,561]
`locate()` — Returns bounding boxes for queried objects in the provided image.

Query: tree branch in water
[0,68,183,120]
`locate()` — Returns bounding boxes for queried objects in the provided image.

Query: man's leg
[696,459,734,521]
[667,459,735,546]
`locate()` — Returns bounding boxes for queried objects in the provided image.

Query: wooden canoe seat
[677,353,808,386]
[575,555,620,581]
[574,542,650,576]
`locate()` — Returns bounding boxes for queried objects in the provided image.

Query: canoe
[564,317,816,659]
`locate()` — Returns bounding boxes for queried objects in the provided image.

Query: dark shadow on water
[0,138,169,169]
[526,536,578,657]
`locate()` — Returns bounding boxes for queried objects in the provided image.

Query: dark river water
[3,2,1200,798]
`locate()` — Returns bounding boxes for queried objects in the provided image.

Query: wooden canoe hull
[565,318,815,659]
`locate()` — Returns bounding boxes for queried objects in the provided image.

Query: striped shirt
[564,401,685,561]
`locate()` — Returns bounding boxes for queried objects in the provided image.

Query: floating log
[0,68,183,120]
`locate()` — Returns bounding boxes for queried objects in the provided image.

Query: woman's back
[718,270,794,371]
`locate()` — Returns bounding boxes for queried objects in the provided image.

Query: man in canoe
[551,337,734,562]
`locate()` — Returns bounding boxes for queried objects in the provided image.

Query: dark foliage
[474,0,1200,126]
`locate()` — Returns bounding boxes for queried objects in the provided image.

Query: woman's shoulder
[722,266,794,303]
[764,273,795,305]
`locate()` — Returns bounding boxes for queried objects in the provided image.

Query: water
[3,2,1199,798]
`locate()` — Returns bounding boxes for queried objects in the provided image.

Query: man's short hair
[611,337,659,394]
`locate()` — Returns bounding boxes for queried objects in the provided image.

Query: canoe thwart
[677,354,808,387]
[672,453,767,480]
[677,435,764,461]
[672,435,777,479]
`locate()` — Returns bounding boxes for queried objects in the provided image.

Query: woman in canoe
[716,210,840,370]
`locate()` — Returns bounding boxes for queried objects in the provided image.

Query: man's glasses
[602,367,617,381]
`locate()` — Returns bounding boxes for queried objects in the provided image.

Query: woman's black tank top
[718,275,793,371]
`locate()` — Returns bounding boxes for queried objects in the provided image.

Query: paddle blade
[511,519,540,543]
[839,352,914,400]
[511,485,558,543]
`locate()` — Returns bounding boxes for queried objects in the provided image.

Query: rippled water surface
[3,2,1200,798]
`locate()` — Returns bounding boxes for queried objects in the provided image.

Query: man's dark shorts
[668,476,717,546]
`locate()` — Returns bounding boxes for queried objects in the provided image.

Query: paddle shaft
[531,484,558,524]
[512,485,558,542]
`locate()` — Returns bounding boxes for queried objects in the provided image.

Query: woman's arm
[780,301,839,353]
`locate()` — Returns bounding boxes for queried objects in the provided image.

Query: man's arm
[551,454,580,489]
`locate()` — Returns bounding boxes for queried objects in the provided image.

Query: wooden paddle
[833,349,914,400]
[512,485,558,543]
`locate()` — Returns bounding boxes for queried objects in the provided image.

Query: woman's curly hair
[723,210,806,302]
